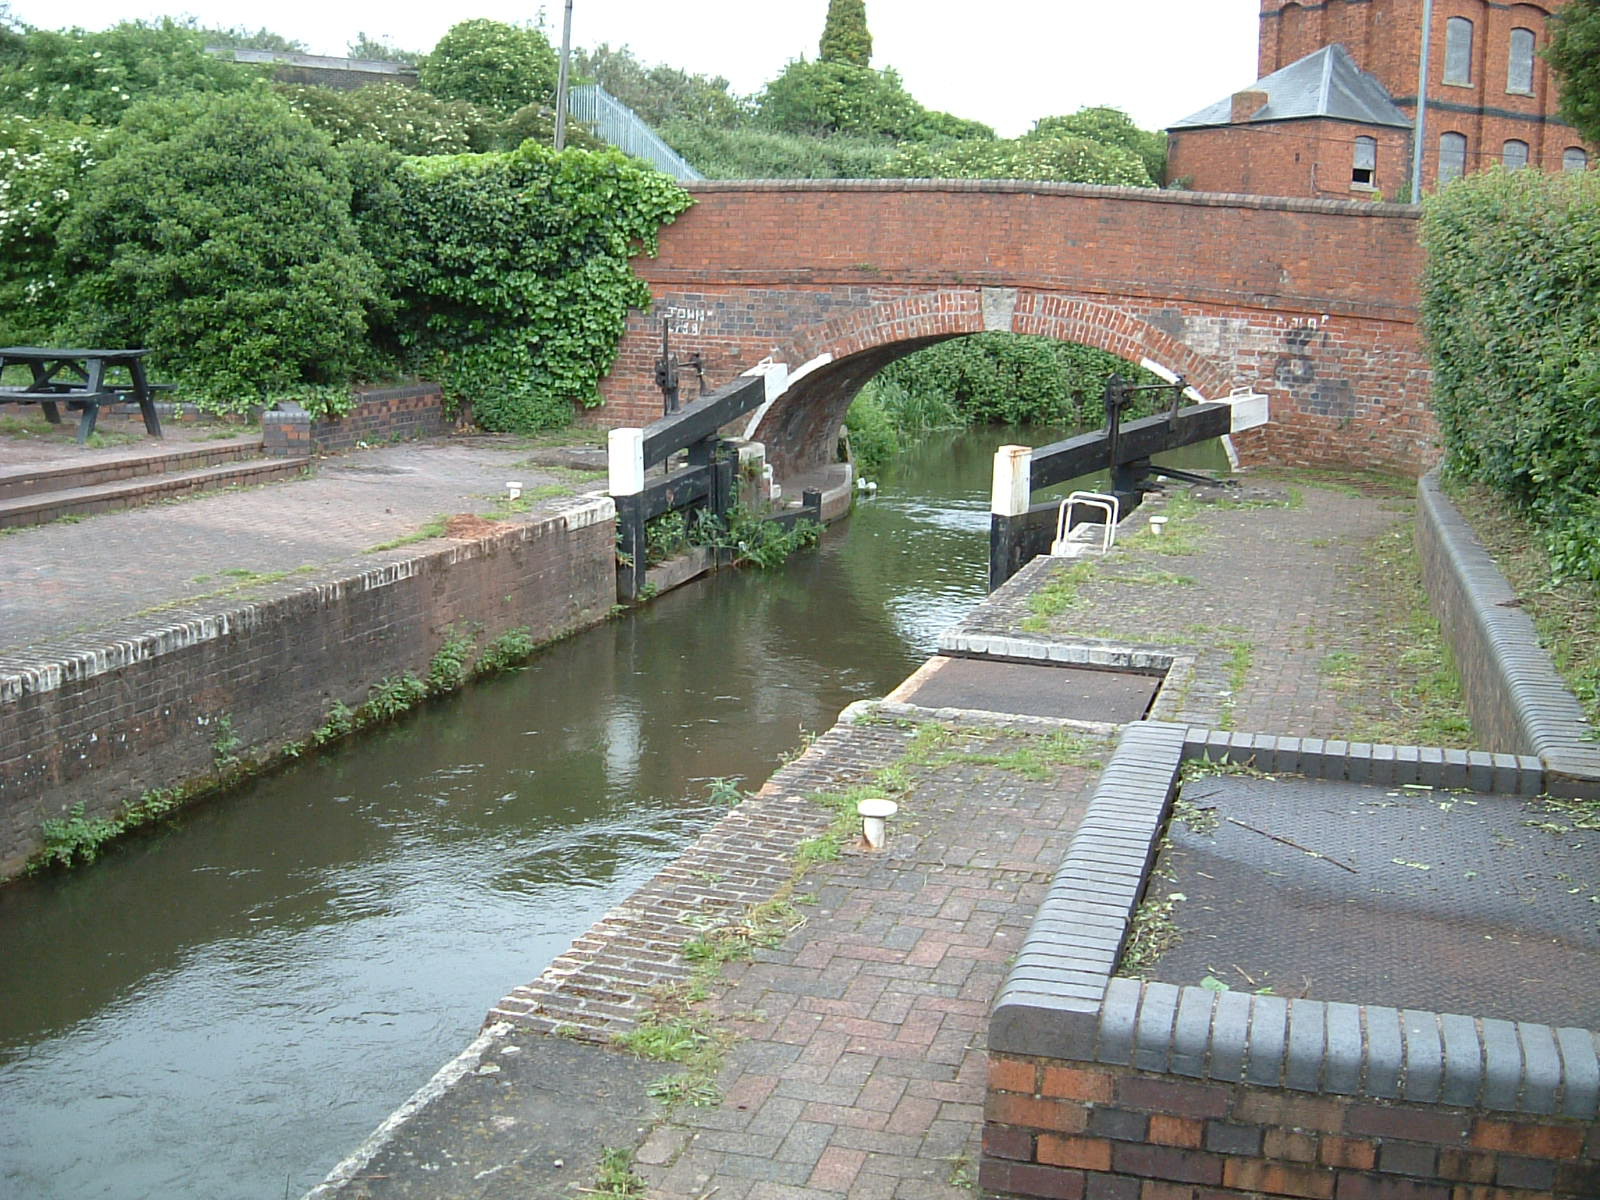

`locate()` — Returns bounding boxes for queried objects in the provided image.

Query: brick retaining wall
[984,1053,1600,1199]
[261,384,457,458]
[1415,472,1600,798]
[0,496,615,878]
[983,723,1600,1200]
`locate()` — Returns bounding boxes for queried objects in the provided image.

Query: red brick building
[1168,0,1594,199]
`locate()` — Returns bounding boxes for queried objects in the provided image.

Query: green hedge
[1420,168,1600,580]
[385,142,692,430]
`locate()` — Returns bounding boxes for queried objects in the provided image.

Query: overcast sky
[7,1,1263,135]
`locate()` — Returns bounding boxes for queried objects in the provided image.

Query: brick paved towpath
[316,476,1473,1199]
[0,429,605,654]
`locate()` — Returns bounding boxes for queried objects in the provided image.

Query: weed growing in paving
[365,514,450,553]
[591,1146,646,1197]
[1321,511,1473,747]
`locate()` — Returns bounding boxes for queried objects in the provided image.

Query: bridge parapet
[598,181,1434,481]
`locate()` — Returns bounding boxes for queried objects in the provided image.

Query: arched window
[1352,136,1377,186]
[1502,140,1529,169]
[1439,132,1468,182]
[1444,17,1474,85]
[1507,28,1535,94]
[1565,147,1590,172]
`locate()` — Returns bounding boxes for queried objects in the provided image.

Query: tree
[1546,0,1600,145]
[819,0,872,67]
[420,19,558,115]
[58,91,383,404]
[196,24,306,52]
[348,33,419,64]
[573,43,745,127]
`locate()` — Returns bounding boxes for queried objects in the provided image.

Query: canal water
[0,428,1223,1198]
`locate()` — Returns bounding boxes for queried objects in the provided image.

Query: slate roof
[1169,44,1411,130]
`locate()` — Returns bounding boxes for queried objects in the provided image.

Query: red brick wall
[984,1054,1600,1200]
[1255,0,1592,185]
[1168,121,1412,201]
[598,182,1435,478]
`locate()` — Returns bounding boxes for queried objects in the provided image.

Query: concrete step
[0,456,312,529]
[0,437,266,501]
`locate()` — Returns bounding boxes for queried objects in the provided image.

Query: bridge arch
[601,181,1434,479]
[752,289,1236,477]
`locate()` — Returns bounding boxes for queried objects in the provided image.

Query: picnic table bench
[0,346,167,444]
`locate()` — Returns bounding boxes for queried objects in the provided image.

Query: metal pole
[1411,0,1434,200]
[554,0,574,150]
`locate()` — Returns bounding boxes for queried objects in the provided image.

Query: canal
[0,427,1224,1198]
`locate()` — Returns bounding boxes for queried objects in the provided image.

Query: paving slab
[0,433,604,654]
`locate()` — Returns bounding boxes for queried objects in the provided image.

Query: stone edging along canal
[0,493,618,880]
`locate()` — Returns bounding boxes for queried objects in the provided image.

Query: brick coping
[684,178,1420,218]
[0,494,614,702]
[990,720,1600,1119]
[1417,470,1600,796]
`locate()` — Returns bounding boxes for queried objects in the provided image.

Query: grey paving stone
[1439,1012,1484,1107]
[1097,977,1143,1066]
[1132,982,1180,1073]
[1400,1010,1444,1104]
[1515,1023,1563,1116]
[1170,986,1217,1078]
[1244,994,1289,1087]
[1208,988,1251,1083]
[1284,999,1327,1092]
[1555,1027,1600,1118]
[1323,1002,1363,1095]
[1480,1018,1523,1111]
[1364,1006,1404,1099]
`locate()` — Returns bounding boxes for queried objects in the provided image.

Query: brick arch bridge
[597,180,1433,481]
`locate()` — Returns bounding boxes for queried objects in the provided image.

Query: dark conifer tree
[818,0,872,67]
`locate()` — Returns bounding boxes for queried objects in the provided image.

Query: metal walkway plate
[890,655,1160,723]
[1149,774,1600,1028]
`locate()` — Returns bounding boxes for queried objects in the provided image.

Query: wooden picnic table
[0,346,165,444]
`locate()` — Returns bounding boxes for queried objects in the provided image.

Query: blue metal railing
[567,84,703,181]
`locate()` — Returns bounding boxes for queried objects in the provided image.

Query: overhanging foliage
[1421,168,1600,580]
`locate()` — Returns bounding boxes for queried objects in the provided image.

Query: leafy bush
[0,19,259,125]
[874,334,1161,427]
[882,135,1152,186]
[1546,0,1600,145]
[278,82,488,155]
[1029,107,1167,184]
[58,90,384,409]
[0,114,101,344]
[755,59,926,139]
[1421,167,1600,580]
[386,141,691,430]
[660,120,898,179]
[420,19,557,115]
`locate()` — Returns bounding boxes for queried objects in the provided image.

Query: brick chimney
[1231,90,1268,122]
